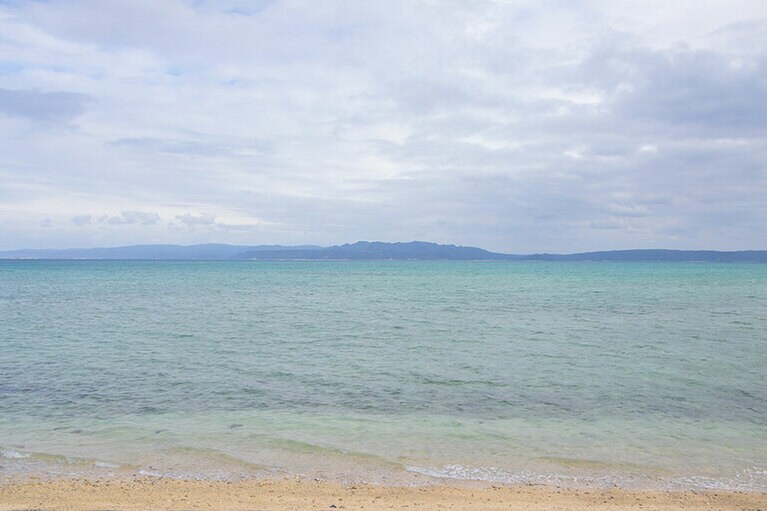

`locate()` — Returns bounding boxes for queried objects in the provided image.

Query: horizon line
[2,241,767,256]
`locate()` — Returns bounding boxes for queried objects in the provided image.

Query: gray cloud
[71,214,92,226]
[104,211,161,225]
[112,137,271,157]
[0,88,91,122]
[176,212,216,225]
[0,1,765,251]
[593,46,767,134]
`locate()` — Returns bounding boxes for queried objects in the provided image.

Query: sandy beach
[1,477,764,511]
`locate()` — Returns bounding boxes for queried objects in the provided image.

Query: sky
[0,0,765,253]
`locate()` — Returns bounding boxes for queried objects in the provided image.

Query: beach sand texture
[1,478,765,511]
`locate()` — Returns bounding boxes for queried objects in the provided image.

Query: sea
[1,260,765,490]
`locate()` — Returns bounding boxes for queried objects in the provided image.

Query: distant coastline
[1,241,767,262]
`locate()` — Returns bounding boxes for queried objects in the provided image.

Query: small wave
[163,446,267,471]
[1,449,30,459]
[407,464,520,483]
[263,437,402,468]
[405,464,767,492]
[665,468,767,492]
[405,464,626,487]
[405,464,624,487]
[135,467,275,481]
[94,461,121,469]
[137,469,165,478]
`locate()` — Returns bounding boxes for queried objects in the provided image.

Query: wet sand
[1,477,764,511]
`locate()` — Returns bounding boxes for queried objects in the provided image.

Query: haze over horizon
[1,1,766,252]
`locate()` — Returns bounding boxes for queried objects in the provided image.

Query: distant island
[1,241,767,262]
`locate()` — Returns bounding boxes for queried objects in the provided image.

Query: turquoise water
[1,260,766,489]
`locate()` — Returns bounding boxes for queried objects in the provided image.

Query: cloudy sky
[0,0,765,252]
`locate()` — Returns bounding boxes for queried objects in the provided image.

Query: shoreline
[1,476,765,511]
[3,447,766,494]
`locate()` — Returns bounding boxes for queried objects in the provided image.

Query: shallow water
[1,260,765,489]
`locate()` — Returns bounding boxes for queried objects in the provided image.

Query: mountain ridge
[1,242,767,262]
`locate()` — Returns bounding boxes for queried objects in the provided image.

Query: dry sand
[1,477,765,511]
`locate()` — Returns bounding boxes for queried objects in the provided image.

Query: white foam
[665,468,767,492]
[407,464,520,483]
[406,464,767,492]
[405,464,607,486]
[137,469,164,477]
[95,461,121,469]
[0,449,30,459]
